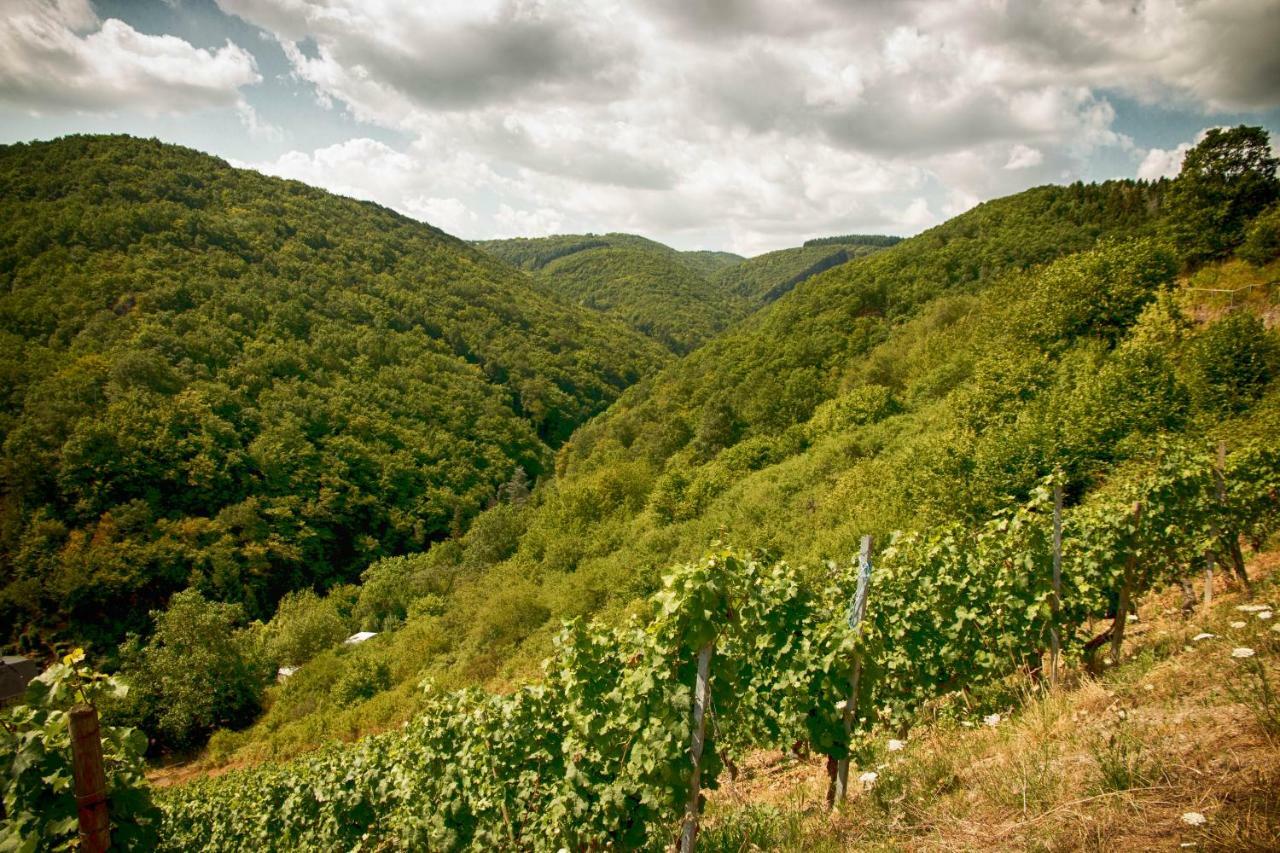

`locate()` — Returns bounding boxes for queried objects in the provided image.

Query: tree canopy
[0,135,668,653]
[477,233,752,354]
[1166,125,1280,264]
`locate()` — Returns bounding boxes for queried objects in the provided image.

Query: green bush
[330,658,392,705]
[116,590,272,750]
[265,589,348,667]
[1020,238,1178,347]
[1184,311,1279,414]
[353,555,420,631]
[807,384,901,437]
[1239,204,1280,266]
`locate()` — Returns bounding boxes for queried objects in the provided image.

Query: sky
[2,0,1279,256]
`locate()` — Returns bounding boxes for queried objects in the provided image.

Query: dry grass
[703,551,1280,851]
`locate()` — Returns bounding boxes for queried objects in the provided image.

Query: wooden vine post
[1049,474,1063,688]
[831,534,873,808]
[677,640,714,853]
[69,703,111,853]
[1109,502,1142,665]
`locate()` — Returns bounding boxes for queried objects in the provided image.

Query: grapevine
[145,435,1280,849]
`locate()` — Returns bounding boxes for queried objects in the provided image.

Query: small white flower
[1258,611,1273,620]
[887,738,906,752]
[1126,614,1138,622]
[984,713,1002,727]
[1143,684,1154,691]
[1231,647,1255,659]
[1192,633,1215,641]
[1230,621,1247,629]
[858,771,878,788]
[835,699,849,712]
[1180,811,1207,826]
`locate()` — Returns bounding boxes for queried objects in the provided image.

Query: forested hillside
[0,135,669,652]
[196,129,1280,770]
[711,240,886,303]
[345,179,1181,689]
[476,233,900,353]
[475,232,741,275]
[4,127,1279,853]
[477,233,751,354]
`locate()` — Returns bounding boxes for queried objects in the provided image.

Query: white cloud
[0,0,260,114]
[493,204,564,239]
[918,0,1280,113]
[898,197,934,228]
[1005,144,1044,170]
[236,100,282,142]
[243,137,424,207]
[403,196,477,235]
[201,0,1280,251]
[1137,144,1191,181]
[1135,128,1224,181]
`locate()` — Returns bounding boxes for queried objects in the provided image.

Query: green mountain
[201,171,1280,763]
[673,249,745,278]
[475,232,742,275]
[0,135,670,650]
[388,180,1186,678]
[134,122,1280,790]
[477,233,751,354]
[802,233,904,248]
[712,241,884,303]
[5,127,1280,853]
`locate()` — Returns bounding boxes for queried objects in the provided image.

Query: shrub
[266,589,348,667]
[330,658,392,705]
[1184,311,1279,414]
[1238,204,1280,266]
[807,384,901,437]
[116,590,271,750]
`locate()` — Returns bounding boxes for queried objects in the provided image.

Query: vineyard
[141,436,1280,851]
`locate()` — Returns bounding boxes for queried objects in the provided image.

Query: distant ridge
[803,233,903,248]
[477,233,750,354]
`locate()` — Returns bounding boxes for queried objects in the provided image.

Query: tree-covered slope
[0,135,669,650]
[802,233,904,248]
[473,232,673,271]
[534,246,752,354]
[562,180,1171,477]
[712,242,883,303]
[674,249,745,278]
[474,232,743,277]
[477,233,753,354]
[209,172,1280,762]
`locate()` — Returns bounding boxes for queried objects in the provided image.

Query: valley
[3,127,1278,851]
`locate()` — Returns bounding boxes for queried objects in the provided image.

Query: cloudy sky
[2,0,1279,255]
